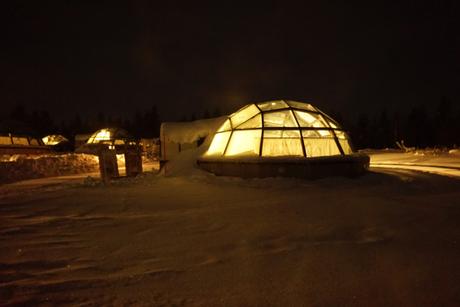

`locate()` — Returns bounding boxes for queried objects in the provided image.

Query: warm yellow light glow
[217,119,232,132]
[12,137,29,145]
[264,111,297,127]
[206,132,231,156]
[93,129,111,142]
[236,114,262,129]
[258,100,289,111]
[204,101,354,158]
[0,136,12,145]
[328,120,338,129]
[339,139,352,154]
[304,138,340,157]
[230,104,259,127]
[116,154,125,166]
[294,111,316,125]
[225,130,261,156]
[42,135,64,145]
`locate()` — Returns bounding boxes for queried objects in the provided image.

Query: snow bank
[161,144,209,177]
[0,153,99,184]
[160,116,226,144]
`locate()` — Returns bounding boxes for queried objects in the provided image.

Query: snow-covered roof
[160,116,227,144]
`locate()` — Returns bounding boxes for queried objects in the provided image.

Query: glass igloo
[205,100,353,158]
[198,100,369,178]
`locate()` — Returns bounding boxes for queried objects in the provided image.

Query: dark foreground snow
[1,153,460,306]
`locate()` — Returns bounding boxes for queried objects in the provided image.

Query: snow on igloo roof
[204,100,354,158]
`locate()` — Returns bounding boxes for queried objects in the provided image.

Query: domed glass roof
[86,128,134,145]
[204,100,353,158]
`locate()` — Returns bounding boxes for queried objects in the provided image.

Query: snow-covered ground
[368,149,460,178]
[1,150,460,306]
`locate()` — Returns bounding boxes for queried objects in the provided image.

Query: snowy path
[369,151,460,178]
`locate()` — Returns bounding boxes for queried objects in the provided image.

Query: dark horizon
[1,1,459,122]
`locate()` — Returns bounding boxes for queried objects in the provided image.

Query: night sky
[2,1,459,122]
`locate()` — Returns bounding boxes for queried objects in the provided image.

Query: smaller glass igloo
[86,128,135,145]
[204,100,353,158]
[198,100,369,178]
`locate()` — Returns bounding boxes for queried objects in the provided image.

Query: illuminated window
[0,136,12,145]
[225,129,261,156]
[217,119,232,132]
[93,129,111,142]
[294,111,328,128]
[264,110,298,127]
[257,100,289,111]
[206,100,354,158]
[12,137,29,145]
[235,114,262,129]
[262,130,303,156]
[206,131,231,156]
[87,128,134,145]
[229,104,259,127]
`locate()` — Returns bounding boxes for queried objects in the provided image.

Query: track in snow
[370,162,460,179]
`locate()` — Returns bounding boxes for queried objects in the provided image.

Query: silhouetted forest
[2,97,459,149]
[343,96,459,149]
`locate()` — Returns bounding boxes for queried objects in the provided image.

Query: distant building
[0,133,50,155]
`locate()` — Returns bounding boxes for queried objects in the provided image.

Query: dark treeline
[3,105,223,142]
[339,97,460,149]
[4,105,161,141]
[3,97,460,149]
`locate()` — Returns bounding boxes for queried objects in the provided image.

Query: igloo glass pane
[206,131,231,156]
[236,114,262,129]
[302,129,333,138]
[225,130,261,156]
[264,130,301,138]
[264,110,298,127]
[257,100,289,111]
[12,137,29,145]
[286,101,317,111]
[262,130,303,157]
[0,136,12,145]
[339,139,353,154]
[334,131,347,139]
[230,104,260,127]
[294,111,328,128]
[303,138,341,157]
[217,119,232,132]
[327,119,340,129]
